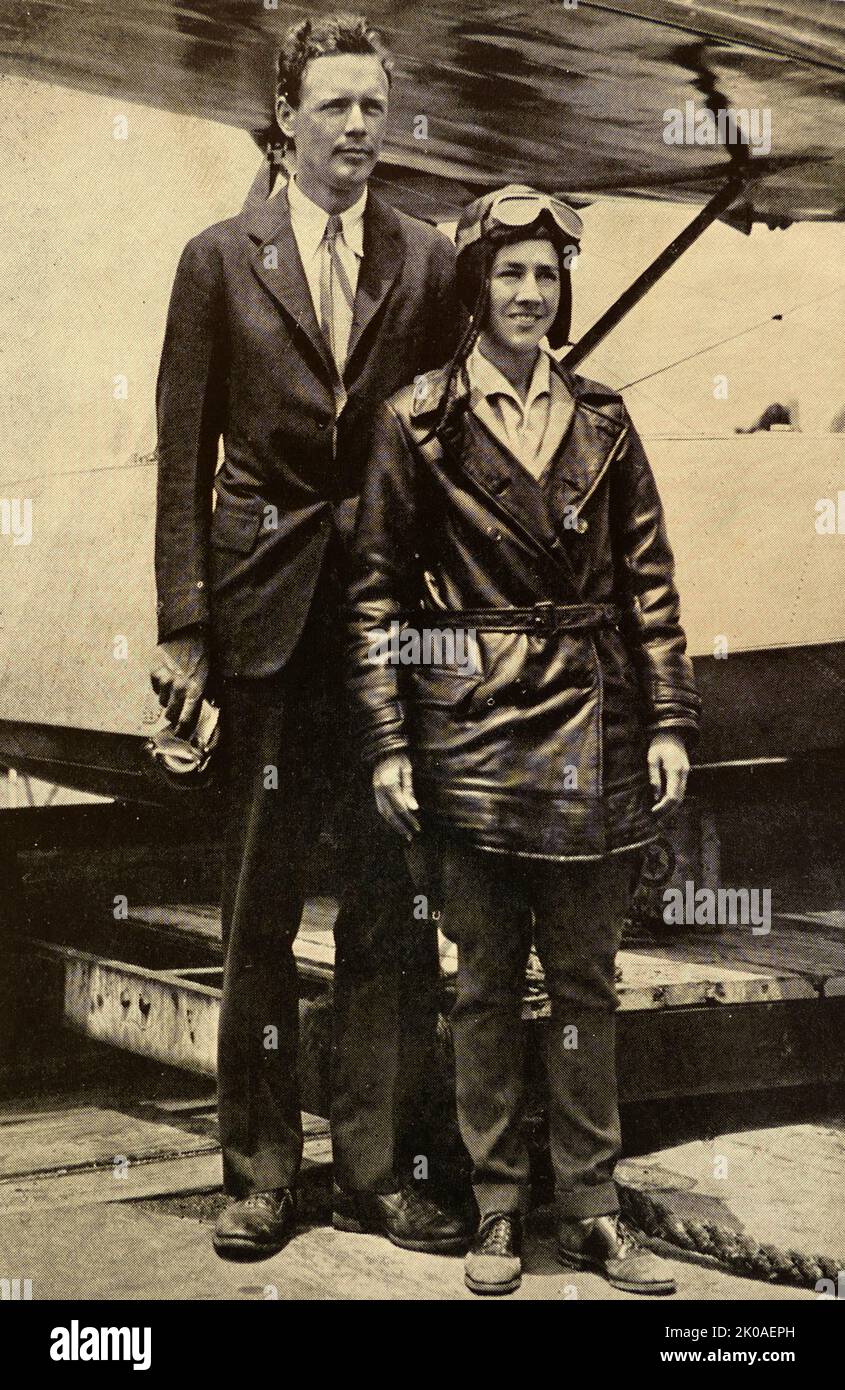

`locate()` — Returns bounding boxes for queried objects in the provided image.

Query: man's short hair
[276,13,394,108]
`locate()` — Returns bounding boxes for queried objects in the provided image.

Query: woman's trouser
[440,840,637,1222]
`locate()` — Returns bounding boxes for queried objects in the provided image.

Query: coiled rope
[619,1183,843,1291]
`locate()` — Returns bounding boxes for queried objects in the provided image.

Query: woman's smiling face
[483,238,561,355]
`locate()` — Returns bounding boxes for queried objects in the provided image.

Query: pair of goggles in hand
[455,184,583,253]
[143,698,221,791]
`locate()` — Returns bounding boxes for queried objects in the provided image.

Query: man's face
[278,53,389,195]
[484,239,561,354]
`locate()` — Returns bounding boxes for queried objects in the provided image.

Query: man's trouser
[216,621,441,1199]
[439,839,637,1222]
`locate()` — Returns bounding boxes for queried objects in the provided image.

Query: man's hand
[150,628,209,736]
[372,753,421,840]
[648,731,690,814]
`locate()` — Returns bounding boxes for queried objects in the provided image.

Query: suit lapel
[344,192,404,372]
[243,187,336,385]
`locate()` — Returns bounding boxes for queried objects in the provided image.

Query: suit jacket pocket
[211,499,263,555]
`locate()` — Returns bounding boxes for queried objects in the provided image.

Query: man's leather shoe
[557,1214,676,1295]
[332,1184,469,1253]
[464,1213,523,1296]
[212,1188,296,1259]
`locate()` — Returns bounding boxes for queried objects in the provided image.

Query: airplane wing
[0,1,843,225]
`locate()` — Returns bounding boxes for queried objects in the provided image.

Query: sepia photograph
[0,0,843,1354]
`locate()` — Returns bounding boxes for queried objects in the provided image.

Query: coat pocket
[409,665,481,711]
[210,499,264,555]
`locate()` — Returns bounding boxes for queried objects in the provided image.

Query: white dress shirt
[284,175,366,375]
[467,342,575,481]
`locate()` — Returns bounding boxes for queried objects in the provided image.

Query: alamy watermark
[1,1277,32,1300]
[663,881,771,935]
[0,497,32,546]
[367,622,481,675]
[663,101,771,156]
[815,492,845,534]
[50,1321,151,1371]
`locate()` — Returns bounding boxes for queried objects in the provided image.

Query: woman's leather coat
[347,360,702,859]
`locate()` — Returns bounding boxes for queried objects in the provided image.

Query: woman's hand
[648,731,690,814]
[372,753,421,840]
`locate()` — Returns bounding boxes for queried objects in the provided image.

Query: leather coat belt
[402,602,621,634]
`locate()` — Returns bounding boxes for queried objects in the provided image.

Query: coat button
[196,580,205,590]
[487,526,503,542]
[486,696,495,706]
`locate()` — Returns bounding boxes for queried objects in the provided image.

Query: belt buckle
[531,600,556,634]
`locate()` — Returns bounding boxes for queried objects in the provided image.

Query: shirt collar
[286,175,367,259]
[467,342,552,414]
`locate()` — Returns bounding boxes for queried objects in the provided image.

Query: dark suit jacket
[155,184,463,678]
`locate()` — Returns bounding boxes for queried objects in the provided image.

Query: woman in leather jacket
[347,186,701,1297]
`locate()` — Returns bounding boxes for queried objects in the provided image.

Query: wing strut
[564,174,748,370]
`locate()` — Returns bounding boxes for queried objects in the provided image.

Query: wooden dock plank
[778,910,845,934]
[0,1153,223,1217]
[0,1121,327,1220]
[0,1105,218,1181]
[124,902,845,1013]
[615,949,816,1009]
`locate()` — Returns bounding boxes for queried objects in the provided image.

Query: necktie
[319,214,355,378]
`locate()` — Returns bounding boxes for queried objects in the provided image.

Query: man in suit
[151,13,467,1258]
